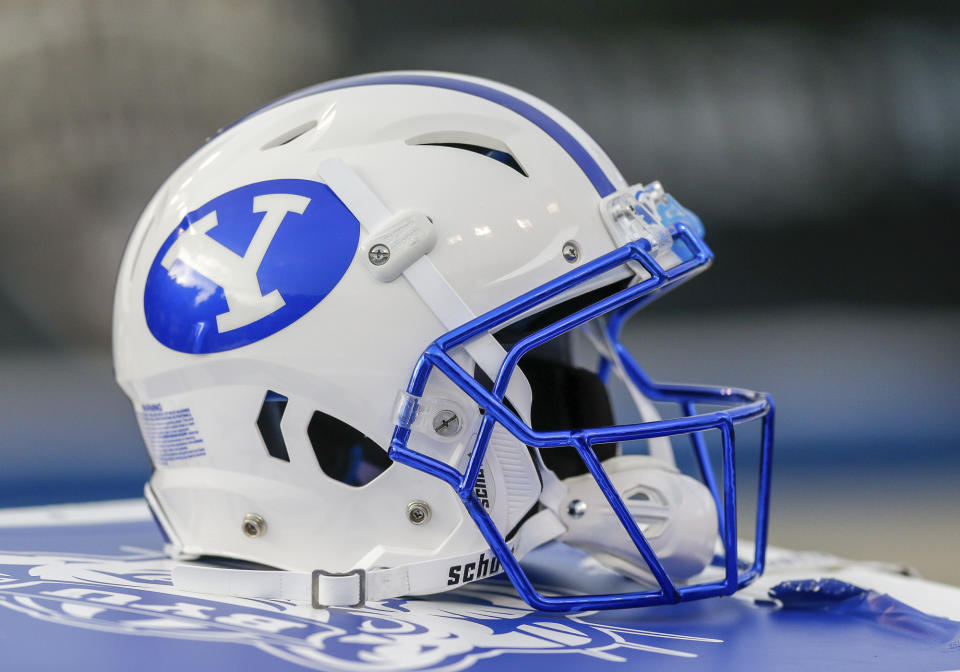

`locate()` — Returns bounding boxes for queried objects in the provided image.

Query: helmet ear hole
[256,390,290,462]
[307,410,392,487]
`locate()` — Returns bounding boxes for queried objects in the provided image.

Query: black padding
[474,334,619,480]
[522,358,618,480]
[492,278,632,352]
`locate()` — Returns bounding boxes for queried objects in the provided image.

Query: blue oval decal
[144,179,359,353]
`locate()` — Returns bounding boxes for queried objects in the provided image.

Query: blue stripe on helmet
[224,73,617,197]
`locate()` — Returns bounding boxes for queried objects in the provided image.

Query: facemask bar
[389,224,774,612]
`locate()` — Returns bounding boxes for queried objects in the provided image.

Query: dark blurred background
[0,1,957,582]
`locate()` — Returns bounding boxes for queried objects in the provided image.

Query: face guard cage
[388,218,774,613]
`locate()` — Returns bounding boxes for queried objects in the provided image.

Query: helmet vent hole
[407,131,528,177]
[260,119,318,150]
[307,410,393,487]
[256,390,290,462]
[417,142,527,177]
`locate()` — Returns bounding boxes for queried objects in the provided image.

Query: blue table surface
[0,515,958,672]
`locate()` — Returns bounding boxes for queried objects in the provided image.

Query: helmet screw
[562,241,580,263]
[368,244,390,266]
[567,499,587,519]
[407,501,431,525]
[432,410,461,437]
[242,513,267,537]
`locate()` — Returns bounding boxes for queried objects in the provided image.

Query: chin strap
[173,508,564,608]
[557,454,718,584]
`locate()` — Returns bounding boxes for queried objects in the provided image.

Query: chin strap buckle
[312,568,366,609]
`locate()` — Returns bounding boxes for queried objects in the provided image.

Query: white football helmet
[113,71,774,612]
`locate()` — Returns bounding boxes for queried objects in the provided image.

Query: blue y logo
[144,179,359,353]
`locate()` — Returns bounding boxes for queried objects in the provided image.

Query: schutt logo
[448,551,504,587]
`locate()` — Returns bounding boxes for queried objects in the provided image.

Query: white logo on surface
[161,194,310,332]
[0,550,722,671]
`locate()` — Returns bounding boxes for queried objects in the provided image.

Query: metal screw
[368,244,390,266]
[562,241,580,263]
[407,501,431,525]
[432,410,461,437]
[242,513,267,537]
[567,499,587,519]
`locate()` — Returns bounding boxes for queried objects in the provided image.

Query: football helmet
[113,71,774,612]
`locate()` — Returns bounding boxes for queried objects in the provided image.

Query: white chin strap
[173,458,715,606]
[558,454,718,584]
[173,509,564,607]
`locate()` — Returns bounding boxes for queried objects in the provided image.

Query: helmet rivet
[407,501,431,525]
[242,513,267,537]
[567,499,587,519]
[368,244,390,266]
[562,241,580,263]
[432,410,461,437]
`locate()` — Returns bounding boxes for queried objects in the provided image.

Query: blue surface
[0,518,957,671]
[144,179,358,354]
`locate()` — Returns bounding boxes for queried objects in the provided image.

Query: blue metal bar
[754,400,776,573]
[574,436,679,601]
[684,401,725,535]
[596,355,613,383]
[719,419,739,592]
[386,220,774,612]
[461,412,497,496]
[435,227,709,355]
[410,343,769,450]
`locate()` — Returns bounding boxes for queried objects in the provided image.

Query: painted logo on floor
[0,550,720,671]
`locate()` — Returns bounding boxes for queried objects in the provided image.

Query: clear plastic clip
[392,391,467,441]
[640,181,705,239]
[600,183,672,258]
[394,391,423,430]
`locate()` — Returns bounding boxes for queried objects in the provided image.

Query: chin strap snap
[556,454,718,584]
[173,508,564,608]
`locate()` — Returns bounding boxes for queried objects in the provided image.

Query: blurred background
[0,1,956,583]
